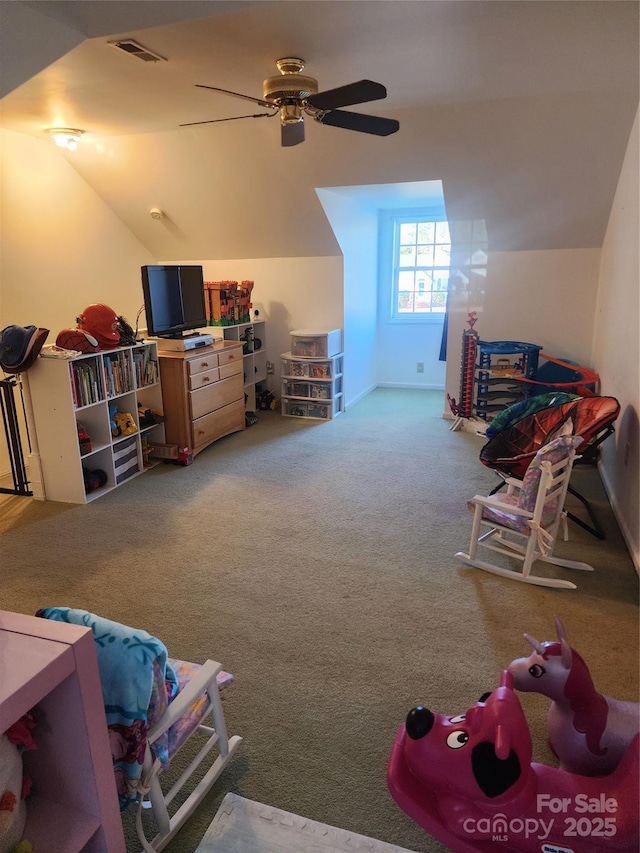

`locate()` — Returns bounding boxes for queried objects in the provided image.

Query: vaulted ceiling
[1,1,638,259]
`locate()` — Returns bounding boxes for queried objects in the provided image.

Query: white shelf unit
[218,319,266,411]
[0,610,125,852]
[281,352,344,420]
[28,343,165,504]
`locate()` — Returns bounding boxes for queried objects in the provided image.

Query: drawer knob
[201,361,210,367]
[202,376,210,382]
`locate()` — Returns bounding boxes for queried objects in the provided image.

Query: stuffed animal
[0,736,26,853]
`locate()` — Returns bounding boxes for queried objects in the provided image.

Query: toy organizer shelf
[281,331,344,420]
[474,340,542,420]
[218,319,266,411]
[28,343,165,503]
[0,610,125,852]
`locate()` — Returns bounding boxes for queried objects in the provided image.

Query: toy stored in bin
[290,329,342,358]
[387,670,640,853]
[508,617,640,777]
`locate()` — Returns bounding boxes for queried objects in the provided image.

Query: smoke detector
[150,208,165,220]
[108,39,166,63]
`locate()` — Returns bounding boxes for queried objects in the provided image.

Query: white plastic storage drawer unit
[290,329,343,359]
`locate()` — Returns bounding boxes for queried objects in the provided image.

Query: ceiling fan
[180,57,399,147]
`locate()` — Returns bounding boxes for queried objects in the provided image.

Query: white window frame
[380,209,450,323]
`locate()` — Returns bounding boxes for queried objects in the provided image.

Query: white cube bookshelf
[28,343,165,503]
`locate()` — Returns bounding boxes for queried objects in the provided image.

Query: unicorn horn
[524,633,545,654]
[554,616,567,642]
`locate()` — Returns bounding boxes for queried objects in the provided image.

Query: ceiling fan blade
[180,112,277,127]
[307,80,387,111]
[281,120,305,147]
[195,83,274,109]
[316,109,399,137]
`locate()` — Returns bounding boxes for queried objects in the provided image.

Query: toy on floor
[387,670,639,853]
[508,617,640,776]
[255,388,278,410]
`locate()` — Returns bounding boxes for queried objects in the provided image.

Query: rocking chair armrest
[470,494,534,519]
[504,476,523,490]
[147,659,223,744]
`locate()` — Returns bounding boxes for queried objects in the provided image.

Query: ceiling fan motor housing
[262,74,319,106]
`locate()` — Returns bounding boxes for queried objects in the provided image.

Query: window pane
[416,244,434,266]
[417,222,435,243]
[414,292,432,312]
[398,270,415,290]
[399,223,417,245]
[398,245,416,267]
[397,291,414,312]
[433,243,451,266]
[435,221,450,242]
[431,291,447,311]
[433,273,449,291]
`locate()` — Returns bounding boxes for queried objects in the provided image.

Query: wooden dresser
[158,340,245,457]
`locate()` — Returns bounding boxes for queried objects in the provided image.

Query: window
[391,217,451,319]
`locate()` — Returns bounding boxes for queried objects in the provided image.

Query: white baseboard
[345,383,377,409]
[598,460,639,574]
[376,382,445,391]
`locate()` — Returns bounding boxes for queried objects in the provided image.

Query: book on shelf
[70,358,102,408]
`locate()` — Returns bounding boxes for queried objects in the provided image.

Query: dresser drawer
[192,398,245,450]
[189,374,243,420]
[188,367,220,390]
[219,358,243,380]
[187,353,219,377]
[218,348,242,368]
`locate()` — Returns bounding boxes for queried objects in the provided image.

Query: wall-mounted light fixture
[46,128,85,151]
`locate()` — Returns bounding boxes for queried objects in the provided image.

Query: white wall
[188,258,344,397]
[0,128,155,490]
[444,248,601,409]
[593,108,639,569]
[315,190,378,406]
[377,321,445,390]
[0,130,155,332]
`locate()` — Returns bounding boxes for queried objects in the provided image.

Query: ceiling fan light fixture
[280,103,303,125]
[46,128,84,151]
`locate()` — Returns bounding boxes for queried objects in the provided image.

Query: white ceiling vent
[108,40,166,63]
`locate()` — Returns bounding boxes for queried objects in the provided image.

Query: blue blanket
[37,606,178,809]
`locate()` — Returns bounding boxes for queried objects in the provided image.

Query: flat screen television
[141,265,207,338]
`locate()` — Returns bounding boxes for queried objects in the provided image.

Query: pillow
[517,434,584,524]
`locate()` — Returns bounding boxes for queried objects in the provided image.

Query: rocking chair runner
[36,607,241,852]
[456,434,594,589]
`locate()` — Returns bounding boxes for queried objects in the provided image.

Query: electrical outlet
[266,361,274,375]
[417,362,424,373]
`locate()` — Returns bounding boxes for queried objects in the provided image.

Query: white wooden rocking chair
[455,434,594,589]
[36,607,241,852]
